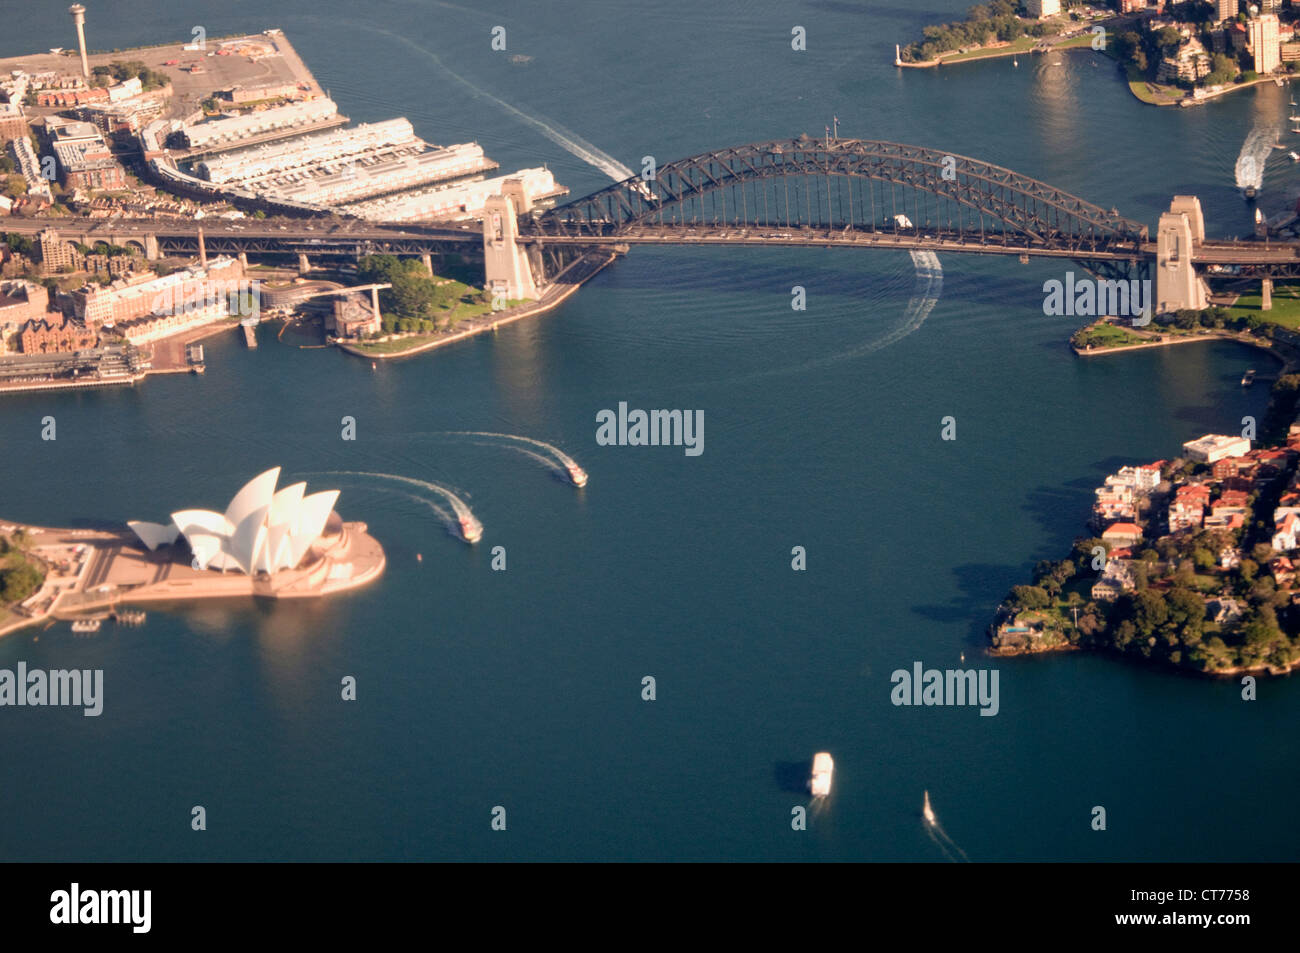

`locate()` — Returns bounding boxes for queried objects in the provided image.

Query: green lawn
[941,36,1038,63]
[1225,284,1300,330]
[1076,322,1146,348]
[1124,65,1183,105]
[349,298,525,354]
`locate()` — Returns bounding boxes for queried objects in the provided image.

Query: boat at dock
[923,790,936,825]
[1242,369,1257,386]
[71,618,102,633]
[809,752,834,797]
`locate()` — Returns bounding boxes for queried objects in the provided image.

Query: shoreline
[992,329,1300,678]
[1071,328,1294,369]
[337,251,617,361]
[897,32,1292,109]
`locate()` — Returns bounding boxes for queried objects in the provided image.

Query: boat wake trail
[313,470,482,542]
[713,250,944,386]
[349,23,633,182]
[439,432,586,486]
[471,441,563,475]
[924,815,970,863]
[1235,122,1276,191]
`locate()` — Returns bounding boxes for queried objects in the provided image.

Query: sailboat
[923,790,936,826]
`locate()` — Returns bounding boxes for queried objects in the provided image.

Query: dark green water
[1,0,1296,861]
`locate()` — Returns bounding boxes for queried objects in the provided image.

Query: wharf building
[263,142,496,207]
[178,98,341,151]
[195,118,424,185]
[342,166,566,223]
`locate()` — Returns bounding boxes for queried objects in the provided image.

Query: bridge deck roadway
[7,216,1300,267]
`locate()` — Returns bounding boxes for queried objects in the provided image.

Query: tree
[1207,53,1237,85]
[1010,585,1050,611]
[0,561,42,603]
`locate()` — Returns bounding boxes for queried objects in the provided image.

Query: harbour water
[1,0,1297,861]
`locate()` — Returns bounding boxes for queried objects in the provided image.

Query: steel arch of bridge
[530,137,1149,256]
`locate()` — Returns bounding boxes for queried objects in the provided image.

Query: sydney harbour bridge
[8,134,1299,311]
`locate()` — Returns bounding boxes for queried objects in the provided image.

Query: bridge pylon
[483,193,539,302]
[1156,195,1209,313]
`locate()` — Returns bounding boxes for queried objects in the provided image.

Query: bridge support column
[298,253,310,276]
[238,251,248,269]
[144,234,159,261]
[1263,278,1273,312]
[1156,196,1208,314]
[421,252,433,277]
[482,194,539,302]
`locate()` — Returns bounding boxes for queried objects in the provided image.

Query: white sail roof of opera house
[127,467,340,575]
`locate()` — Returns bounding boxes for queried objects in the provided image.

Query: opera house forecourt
[0,469,384,636]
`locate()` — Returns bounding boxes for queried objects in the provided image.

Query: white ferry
[459,517,482,544]
[809,752,834,798]
[71,619,102,633]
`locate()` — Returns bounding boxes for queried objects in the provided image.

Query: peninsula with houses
[991,417,1300,675]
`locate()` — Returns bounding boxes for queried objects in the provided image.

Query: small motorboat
[923,790,937,826]
[567,464,588,487]
[1242,369,1257,386]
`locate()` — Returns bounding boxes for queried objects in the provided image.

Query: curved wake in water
[471,441,565,476]
[709,250,944,386]
[924,811,970,863]
[314,470,481,541]
[1235,122,1276,191]
[347,23,633,182]
[442,432,583,473]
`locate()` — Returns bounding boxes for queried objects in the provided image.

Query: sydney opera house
[28,467,390,610]
[129,467,342,575]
